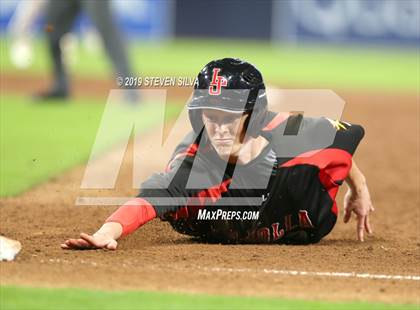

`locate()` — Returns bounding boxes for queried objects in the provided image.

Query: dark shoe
[33,89,69,102]
[122,89,141,106]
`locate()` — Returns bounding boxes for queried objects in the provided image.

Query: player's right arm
[61,198,157,250]
[61,132,198,250]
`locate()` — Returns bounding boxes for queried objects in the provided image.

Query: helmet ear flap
[245,107,267,138]
[242,90,268,138]
[188,109,208,146]
[188,109,204,134]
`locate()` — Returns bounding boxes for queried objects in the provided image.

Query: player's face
[202,109,249,160]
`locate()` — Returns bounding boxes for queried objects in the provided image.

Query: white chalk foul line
[196,266,420,281]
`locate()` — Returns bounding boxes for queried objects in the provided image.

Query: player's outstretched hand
[61,232,118,250]
[343,185,374,242]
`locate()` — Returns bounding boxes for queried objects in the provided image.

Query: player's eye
[205,116,218,122]
[225,116,240,123]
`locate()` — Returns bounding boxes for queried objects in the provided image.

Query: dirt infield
[1,73,419,304]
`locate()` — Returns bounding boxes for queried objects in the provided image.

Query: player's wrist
[346,170,366,193]
[94,222,123,240]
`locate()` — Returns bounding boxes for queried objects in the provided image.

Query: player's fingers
[61,243,69,249]
[365,215,373,234]
[67,238,91,249]
[65,240,80,249]
[106,240,117,250]
[357,215,365,242]
[343,209,352,223]
[66,239,81,249]
[80,233,102,248]
[65,239,83,249]
[65,239,80,248]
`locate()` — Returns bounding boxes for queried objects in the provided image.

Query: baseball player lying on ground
[62,58,374,250]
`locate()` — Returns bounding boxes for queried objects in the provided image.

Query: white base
[0,236,22,261]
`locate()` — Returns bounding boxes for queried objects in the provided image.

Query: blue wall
[1,0,418,46]
[272,0,419,46]
[174,0,272,40]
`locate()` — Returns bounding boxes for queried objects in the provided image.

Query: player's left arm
[317,118,373,241]
[343,160,374,242]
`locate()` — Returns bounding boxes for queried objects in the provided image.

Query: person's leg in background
[82,0,133,83]
[35,0,80,100]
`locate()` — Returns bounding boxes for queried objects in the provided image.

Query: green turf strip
[1,38,418,92]
[0,286,417,310]
[0,94,181,197]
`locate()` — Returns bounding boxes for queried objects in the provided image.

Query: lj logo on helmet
[209,68,227,96]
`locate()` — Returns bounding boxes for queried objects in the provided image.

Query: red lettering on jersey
[256,227,270,243]
[284,214,299,232]
[271,223,285,241]
[298,210,314,229]
[209,68,227,95]
[284,214,292,232]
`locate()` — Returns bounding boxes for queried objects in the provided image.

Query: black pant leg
[82,0,132,78]
[45,0,81,92]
